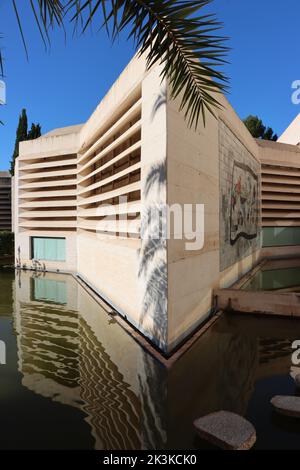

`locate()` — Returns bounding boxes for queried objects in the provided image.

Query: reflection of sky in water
[0,270,299,449]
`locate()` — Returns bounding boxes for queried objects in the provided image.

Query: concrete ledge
[73,272,222,368]
[215,288,300,318]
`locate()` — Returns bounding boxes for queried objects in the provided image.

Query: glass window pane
[263,227,300,247]
[32,237,66,261]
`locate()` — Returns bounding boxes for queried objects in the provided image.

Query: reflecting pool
[243,266,300,292]
[0,269,300,449]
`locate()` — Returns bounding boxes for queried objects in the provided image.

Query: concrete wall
[15,128,79,272]
[77,232,142,324]
[139,66,168,351]
[16,230,78,272]
[278,113,300,145]
[166,92,261,351]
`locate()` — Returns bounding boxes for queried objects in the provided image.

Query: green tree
[243,115,278,142]
[10,109,28,176]
[27,123,41,140]
[7,0,228,129]
[10,109,41,176]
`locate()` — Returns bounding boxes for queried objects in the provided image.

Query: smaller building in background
[0,171,12,232]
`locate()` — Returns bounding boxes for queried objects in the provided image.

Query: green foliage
[10,0,228,129]
[0,232,14,257]
[10,109,28,176]
[243,115,278,142]
[10,109,41,176]
[27,123,42,140]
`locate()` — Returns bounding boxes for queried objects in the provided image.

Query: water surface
[244,266,300,292]
[0,269,300,450]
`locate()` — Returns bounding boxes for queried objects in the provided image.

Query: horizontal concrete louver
[0,175,12,231]
[77,89,142,238]
[261,163,300,226]
[18,152,78,232]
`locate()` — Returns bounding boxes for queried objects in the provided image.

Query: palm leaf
[67,0,229,127]
[11,0,65,54]
[10,0,228,128]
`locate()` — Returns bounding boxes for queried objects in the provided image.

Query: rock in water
[271,396,300,417]
[193,411,256,450]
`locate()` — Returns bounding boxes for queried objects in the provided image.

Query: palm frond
[11,0,228,128]
[67,0,229,127]
[12,0,65,55]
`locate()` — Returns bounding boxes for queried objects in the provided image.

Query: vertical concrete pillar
[14,159,20,266]
[139,66,168,352]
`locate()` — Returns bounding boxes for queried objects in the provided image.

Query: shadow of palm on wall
[139,158,168,352]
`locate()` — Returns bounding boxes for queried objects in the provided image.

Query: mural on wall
[230,162,258,245]
[219,122,260,272]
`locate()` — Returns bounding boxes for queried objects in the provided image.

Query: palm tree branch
[9,0,228,129]
[132,0,229,126]
[68,0,229,127]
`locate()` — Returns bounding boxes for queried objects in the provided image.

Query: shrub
[0,232,14,256]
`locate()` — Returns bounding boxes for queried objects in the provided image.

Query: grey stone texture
[194,410,256,450]
[271,395,300,417]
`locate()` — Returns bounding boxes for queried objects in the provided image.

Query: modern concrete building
[258,139,300,258]
[13,52,300,355]
[0,171,12,231]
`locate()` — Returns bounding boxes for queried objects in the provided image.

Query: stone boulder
[193,411,256,450]
[271,395,300,418]
[295,374,300,389]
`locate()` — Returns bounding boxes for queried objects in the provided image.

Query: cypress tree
[10,109,28,176]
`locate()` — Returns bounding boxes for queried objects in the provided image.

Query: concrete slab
[215,288,300,318]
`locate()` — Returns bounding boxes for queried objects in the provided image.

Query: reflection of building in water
[259,338,292,365]
[13,271,167,450]
[166,323,259,449]
[216,334,258,416]
[137,352,167,450]
[13,271,300,450]
[79,317,141,450]
[257,338,298,385]
[14,271,81,407]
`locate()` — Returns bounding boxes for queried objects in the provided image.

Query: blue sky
[1,0,300,170]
